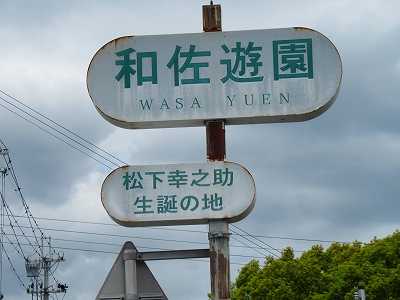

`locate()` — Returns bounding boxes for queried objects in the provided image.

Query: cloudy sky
[0,0,399,299]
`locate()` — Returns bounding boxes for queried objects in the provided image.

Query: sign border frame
[87,27,342,129]
[100,161,256,227]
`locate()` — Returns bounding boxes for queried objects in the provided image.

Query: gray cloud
[0,0,399,299]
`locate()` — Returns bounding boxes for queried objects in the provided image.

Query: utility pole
[26,236,68,300]
[42,257,50,300]
[203,3,230,300]
[0,166,7,300]
[354,288,366,300]
[41,237,66,300]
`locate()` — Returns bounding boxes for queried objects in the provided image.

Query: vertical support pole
[35,280,37,300]
[0,169,5,300]
[209,221,230,300]
[40,236,43,300]
[43,258,49,300]
[206,121,226,161]
[203,1,222,32]
[359,289,366,300]
[203,3,230,300]
[123,247,138,300]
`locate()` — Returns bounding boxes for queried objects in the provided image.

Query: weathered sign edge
[93,94,339,129]
[100,161,256,227]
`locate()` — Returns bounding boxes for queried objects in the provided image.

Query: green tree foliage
[231,231,400,300]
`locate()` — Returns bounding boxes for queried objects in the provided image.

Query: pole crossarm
[137,249,210,261]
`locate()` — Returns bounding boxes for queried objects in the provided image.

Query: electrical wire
[0,140,65,292]
[5,234,264,259]
[0,89,347,248]
[7,214,208,234]
[1,240,247,266]
[230,227,279,258]
[2,231,25,259]
[1,224,271,251]
[0,167,5,297]
[0,95,121,168]
[0,103,114,170]
[0,192,28,259]
[1,243,26,289]
[0,179,43,258]
[231,224,281,256]
[3,223,212,247]
[0,144,43,251]
[0,89,127,166]
[0,88,345,292]
[2,224,307,254]
[4,214,348,244]
[230,235,268,258]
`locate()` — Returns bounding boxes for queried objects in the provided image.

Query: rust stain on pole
[203,2,222,32]
[206,120,226,161]
[209,248,217,294]
[217,252,229,297]
[204,2,225,162]
[209,222,230,300]
[203,3,230,300]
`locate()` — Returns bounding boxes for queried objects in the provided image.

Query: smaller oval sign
[101,162,256,227]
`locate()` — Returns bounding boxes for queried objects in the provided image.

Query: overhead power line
[2,230,25,258]
[3,231,283,259]
[3,224,213,246]
[0,89,127,166]
[0,139,65,295]
[230,227,279,258]
[2,223,307,254]
[0,141,44,249]
[1,243,26,289]
[0,102,114,170]
[0,93,122,168]
[5,214,348,244]
[0,88,338,275]
[7,214,208,234]
[230,235,271,258]
[1,240,247,266]
[0,88,347,246]
[231,224,281,256]
[0,190,39,258]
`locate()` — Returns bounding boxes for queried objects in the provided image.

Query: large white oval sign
[87,28,342,129]
[101,162,256,227]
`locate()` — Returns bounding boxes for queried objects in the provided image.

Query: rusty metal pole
[203,3,230,300]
